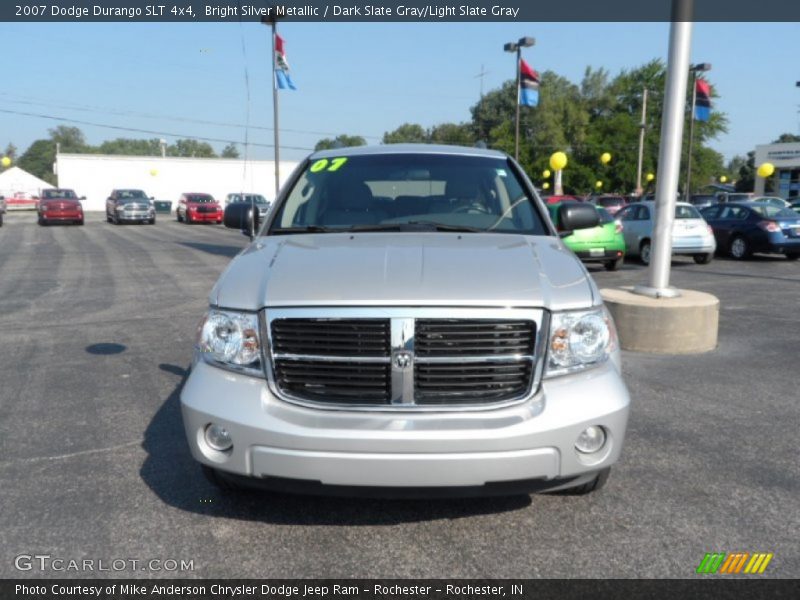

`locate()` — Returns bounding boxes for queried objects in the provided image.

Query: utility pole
[475,64,489,98]
[635,88,648,196]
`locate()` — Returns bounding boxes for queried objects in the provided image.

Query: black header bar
[3,1,800,22]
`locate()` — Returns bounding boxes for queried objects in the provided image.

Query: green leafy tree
[221,143,240,158]
[314,134,367,151]
[18,140,57,184]
[49,126,88,153]
[382,123,428,144]
[96,138,162,156]
[167,139,217,158]
[428,123,475,146]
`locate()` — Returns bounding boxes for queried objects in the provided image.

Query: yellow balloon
[719,175,728,183]
[550,152,568,171]
[646,173,655,182]
[150,169,158,176]
[600,152,611,165]
[542,182,550,190]
[595,181,603,189]
[1,156,10,167]
[757,163,775,178]
[542,169,551,178]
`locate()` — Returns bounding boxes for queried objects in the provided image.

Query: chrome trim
[264,307,545,412]
[273,353,390,364]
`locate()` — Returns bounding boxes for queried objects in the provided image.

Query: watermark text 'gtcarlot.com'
[14,554,194,572]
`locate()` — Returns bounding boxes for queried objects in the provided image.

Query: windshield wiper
[270,225,339,235]
[346,222,483,233]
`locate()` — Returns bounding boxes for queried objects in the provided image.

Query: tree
[18,139,57,184]
[48,126,87,153]
[221,143,240,158]
[167,139,217,158]
[382,123,428,144]
[428,123,475,146]
[314,134,367,151]
[96,138,162,156]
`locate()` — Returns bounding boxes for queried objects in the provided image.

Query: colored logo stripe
[697,552,773,574]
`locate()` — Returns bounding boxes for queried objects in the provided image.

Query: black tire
[639,240,652,265]
[149,217,156,225]
[76,219,84,226]
[693,253,713,265]
[38,216,47,226]
[0,214,3,227]
[604,256,623,271]
[202,465,246,492]
[553,467,611,495]
[729,235,750,260]
[177,212,182,222]
[786,253,800,261]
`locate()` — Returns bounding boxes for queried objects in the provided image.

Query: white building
[56,154,300,212]
[754,142,800,198]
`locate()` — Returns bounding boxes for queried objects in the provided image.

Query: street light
[503,36,535,161]
[683,62,711,202]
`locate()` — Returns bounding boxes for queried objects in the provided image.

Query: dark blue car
[700,202,800,260]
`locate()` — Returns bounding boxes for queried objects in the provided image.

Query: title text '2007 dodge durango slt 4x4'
[180,145,630,497]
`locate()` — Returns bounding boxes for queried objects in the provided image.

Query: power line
[0,93,383,140]
[0,107,315,152]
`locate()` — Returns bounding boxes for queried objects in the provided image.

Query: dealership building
[55,154,299,212]
[754,141,800,199]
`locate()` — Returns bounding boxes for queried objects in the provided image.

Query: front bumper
[188,211,222,222]
[41,211,82,221]
[117,211,154,222]
[180,359,630,493]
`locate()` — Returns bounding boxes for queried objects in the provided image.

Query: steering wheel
[452,203,491,215]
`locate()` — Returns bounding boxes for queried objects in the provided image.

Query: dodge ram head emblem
[393,351,413,370]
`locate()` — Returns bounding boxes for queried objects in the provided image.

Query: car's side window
[619,206,634,221]
[639,206,650,221]
[702,206,721,219]
[731,207,747,220]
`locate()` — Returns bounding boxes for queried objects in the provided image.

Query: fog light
[205,423,233,452]
[575,426,606,454]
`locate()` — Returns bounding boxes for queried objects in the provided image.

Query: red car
[591,195,628,216]
[543,194,582,205]
[177,193,223,224]
[38,188,85,226]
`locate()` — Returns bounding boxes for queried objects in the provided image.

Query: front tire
[639,240,652,265]
[729,235,750,260]
[785,253,800,261]
[38,216,47,226]
[693,253,713,265]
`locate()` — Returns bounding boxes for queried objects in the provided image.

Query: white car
[615,200,716,265]
[750,196,791,209]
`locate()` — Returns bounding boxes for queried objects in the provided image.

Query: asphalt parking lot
[1,211,798,579]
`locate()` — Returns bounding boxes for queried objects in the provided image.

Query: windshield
[675,205,702,219]
[119,190,147,200]
[231,194,268,204]
[42,189,77,199]
[271,153,548,235]
[187,194,215,203]
[751,205,798,218]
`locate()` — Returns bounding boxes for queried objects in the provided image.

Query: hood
[210,233,596,311]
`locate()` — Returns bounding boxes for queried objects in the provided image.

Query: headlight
[196,309,261,372]
[545,306,617,377]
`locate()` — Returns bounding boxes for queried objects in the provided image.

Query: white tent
[0,166,54,207]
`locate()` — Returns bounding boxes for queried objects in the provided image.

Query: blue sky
[1,21,799,163]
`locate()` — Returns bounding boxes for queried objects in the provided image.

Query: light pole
[683,62,711,201]
[503,36,535,161]
[635,88,648,196]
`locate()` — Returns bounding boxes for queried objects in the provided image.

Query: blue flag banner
[519,59,539,107]
[275,34,296,90]
[695,78,711,121]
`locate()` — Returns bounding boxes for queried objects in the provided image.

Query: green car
[548,203,626,271]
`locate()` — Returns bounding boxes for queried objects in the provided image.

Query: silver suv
[181,145,630,496]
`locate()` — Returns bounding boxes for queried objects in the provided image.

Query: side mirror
[558,202,599,235]
[80,196,86,200]
[224,203,260,237]
[150,196,155,200]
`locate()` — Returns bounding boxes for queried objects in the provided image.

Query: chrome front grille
[266,308,543,411]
